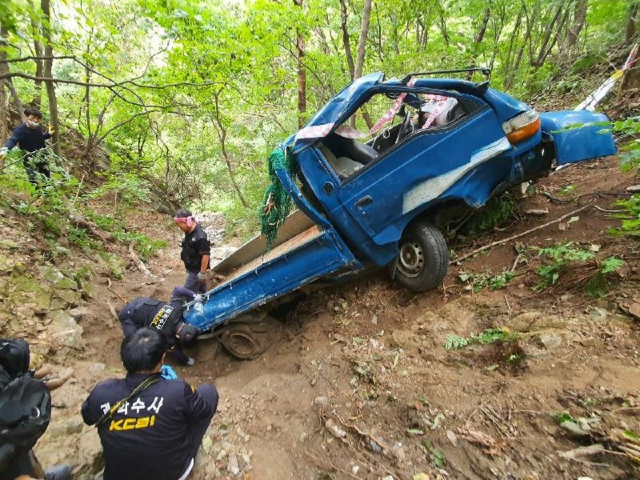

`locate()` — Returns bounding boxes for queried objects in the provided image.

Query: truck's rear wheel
[220,316,280,360]
[391,221,449,292]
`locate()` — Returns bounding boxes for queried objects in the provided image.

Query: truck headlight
[502,110,540,144]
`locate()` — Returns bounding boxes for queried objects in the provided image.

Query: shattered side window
[319,91,464,181]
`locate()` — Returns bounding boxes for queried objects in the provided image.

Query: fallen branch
[592,205,626,214]
[108,286,127,304]
[559,443,605,459]
[332,411,396,458]
[71,173,85,207]
[454,206,591,264]
[107,300,119,323]
[128,242,154,277]
[458,426,506,455]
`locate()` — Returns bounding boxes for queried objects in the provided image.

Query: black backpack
[0,339,30,381]
[0,339,51,471]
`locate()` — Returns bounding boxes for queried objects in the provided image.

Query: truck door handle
[355,195,373,208]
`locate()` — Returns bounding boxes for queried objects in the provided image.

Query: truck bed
[216,224,322,287]
[183,210,361,331]
[213,209,315,276]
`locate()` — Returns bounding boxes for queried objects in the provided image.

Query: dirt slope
[29,156,640,480]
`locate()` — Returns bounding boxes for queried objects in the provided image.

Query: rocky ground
[1,156,640,480]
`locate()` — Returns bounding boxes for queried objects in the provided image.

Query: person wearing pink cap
[173,209,210,293]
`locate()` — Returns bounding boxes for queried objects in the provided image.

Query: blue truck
[184,69,616,359]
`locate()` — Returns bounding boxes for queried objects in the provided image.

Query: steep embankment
[2,153,635,479]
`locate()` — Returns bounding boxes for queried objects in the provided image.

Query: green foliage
[100,252,125,279]
[609,195,640,237]
[489,271,517,290]
[613,118,640,173]
[459,195,519,237]
[600,256,625,274]
[458,269,516,292]
[558,185,577,196]
[607,118,640,237]
[2,0,633,235]
[68,226,98,251]
[444,335,470,350]
[84,210,167,260]
[584,256,626,298]
[88,174,152,208]
[556,412,575,424]
[445,328,518,350]
[535,242,624,295]
[534,243,595,291]
[422,440,446,468]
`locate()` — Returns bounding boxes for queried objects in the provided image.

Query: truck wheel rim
[398,239,424,278]
[223,332,258,359]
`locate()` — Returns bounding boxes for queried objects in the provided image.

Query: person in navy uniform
[81,328,218,480]
[118,286,199,366]
[0,107,54,188]
[173,209,210,293]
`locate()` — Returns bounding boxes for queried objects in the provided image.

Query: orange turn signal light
[506,117,541,144]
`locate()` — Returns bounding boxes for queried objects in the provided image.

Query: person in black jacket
[81,328,218,480]
[118,286,199,366]
[0,108,54,188]
[173,209,210,293]
[0,339,71,480]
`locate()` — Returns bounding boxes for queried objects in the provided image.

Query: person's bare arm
[199,255,210,275]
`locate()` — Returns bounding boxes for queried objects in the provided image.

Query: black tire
[220,316,280,360]
[390,221,449,292]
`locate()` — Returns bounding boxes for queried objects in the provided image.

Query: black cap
[176,323,198,344]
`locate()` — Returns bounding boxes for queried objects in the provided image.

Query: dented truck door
[336,102,509,246]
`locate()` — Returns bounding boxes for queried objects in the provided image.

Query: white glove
[193,294,203,303]
[197,272,206,281]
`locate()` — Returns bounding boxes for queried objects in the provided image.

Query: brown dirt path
[35,157,640,479]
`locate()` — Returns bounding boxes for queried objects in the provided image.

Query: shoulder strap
[95,374,161,428]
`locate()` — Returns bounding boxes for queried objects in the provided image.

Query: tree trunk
[619,45,640,93]
[532,3,564,67]
[41,0,60,155]
[436,1,450,46]
[504,7,523,72]
[32,40,44,108]
[563,0,587,53]
[0,78,6,159]
[467,5,492,80]
[627,1,639,42]
[339,0,355,80]
[30,0,44,109]
[354,0,372,80]
[293,0,306,129]
[213,91,248,208]
[0,23,24,122]
[504,6,532,89]
[372,4,384,61]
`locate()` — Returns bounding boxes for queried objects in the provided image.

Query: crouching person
[81,328,218,480]
[118,286,200,366]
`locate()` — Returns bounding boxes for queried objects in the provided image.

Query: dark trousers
[169,346,191,365]
[187,384,218,460]
[23,155,50,189]
[0,449,39,480]
[184,270,206,294]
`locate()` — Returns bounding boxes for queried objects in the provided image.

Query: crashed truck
[184,68,617,359]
